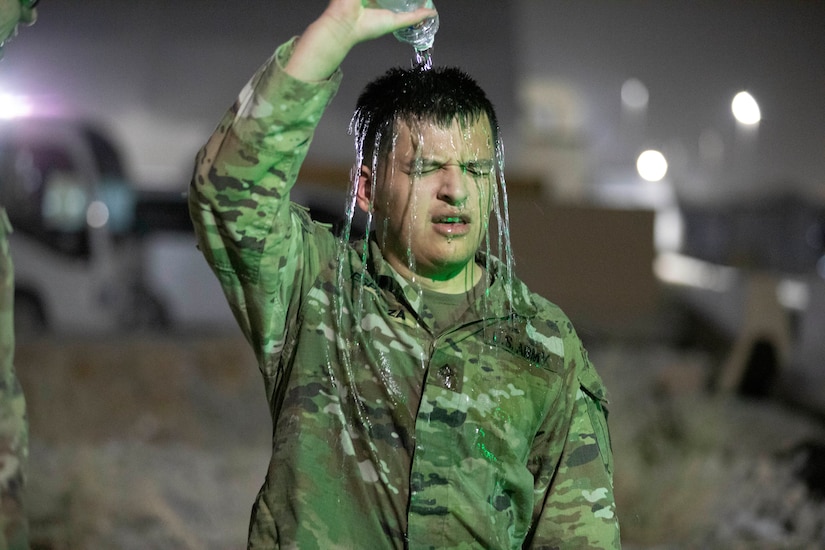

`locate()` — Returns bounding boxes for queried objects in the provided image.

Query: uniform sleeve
[527,335,621,549]
[188,39,342,367]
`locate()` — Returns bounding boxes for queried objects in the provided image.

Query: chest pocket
[483,321,565,375]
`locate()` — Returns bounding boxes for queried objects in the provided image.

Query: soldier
[190,0,620,547]
[0,2,38,548]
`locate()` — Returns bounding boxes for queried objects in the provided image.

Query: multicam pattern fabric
[0,208,28,550]
[190,39,620,549]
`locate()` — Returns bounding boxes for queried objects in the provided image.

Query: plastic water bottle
[377,0,439,52]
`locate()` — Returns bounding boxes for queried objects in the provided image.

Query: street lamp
[732,91,761,125]
[637,149,668,182]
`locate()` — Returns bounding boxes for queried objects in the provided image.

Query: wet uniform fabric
[0,208,28,550]
[190,39,621,550]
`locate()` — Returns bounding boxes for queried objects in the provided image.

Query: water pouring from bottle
[375,0,438,69]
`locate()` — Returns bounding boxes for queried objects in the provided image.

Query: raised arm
[189,0,435,362]
[286,0,435,81]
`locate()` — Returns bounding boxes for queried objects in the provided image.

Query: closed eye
[461,160,495,177]
[406,159,495,177]
[407,159,445,176]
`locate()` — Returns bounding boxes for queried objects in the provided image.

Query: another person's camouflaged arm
[527,330,622,549]
[189,40,341,356]
[1,3,39,546]
[0,209,28,549]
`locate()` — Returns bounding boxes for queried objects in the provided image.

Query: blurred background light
[621,78,649,111]
[637,149,668,182]
[654,252,736,292]
[0,92,32,119]
[732,91,761,125]
[86,200,110,229]
[776,278,810,311]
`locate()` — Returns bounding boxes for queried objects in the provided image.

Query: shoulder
[509,275,576,340]
[517,280,609,403]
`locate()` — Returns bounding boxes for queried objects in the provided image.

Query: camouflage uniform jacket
[190,39,620,550]
[0,208,28,550]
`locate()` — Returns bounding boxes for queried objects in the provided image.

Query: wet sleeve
[188,39,342,364]
[527,337,621,549]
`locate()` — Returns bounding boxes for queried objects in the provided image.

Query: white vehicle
[132,190,238,332]
[0,117,235,335]
[656,194,825,414]
[0,117,160,335]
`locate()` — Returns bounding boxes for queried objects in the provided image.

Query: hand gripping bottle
[377,0,439,52]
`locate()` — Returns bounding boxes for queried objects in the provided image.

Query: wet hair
[344,66,515,309]
[350,66,500,163]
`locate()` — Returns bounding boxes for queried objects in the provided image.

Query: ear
[355,164,373,214]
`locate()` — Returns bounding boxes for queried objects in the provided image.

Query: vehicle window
[83,125,125,180]
[0,140,90,258]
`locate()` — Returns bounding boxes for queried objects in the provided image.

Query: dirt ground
[14,332,825,549]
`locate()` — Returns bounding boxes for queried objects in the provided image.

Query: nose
[436,165,469,206]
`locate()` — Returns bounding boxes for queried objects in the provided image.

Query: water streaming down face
[365,118,484,283]
[325,60,518,477]
[346,58,515,289]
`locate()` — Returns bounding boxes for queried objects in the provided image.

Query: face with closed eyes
[356,115,496,292]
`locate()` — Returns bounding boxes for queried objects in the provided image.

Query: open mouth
[432,213,472,237]
[433,215,470,224]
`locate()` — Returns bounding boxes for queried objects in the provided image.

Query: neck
[396,261,483,295]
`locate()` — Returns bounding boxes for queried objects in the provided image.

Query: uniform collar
[357,236,538,323]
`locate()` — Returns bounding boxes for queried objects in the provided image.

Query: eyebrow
[409,157,494,169]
